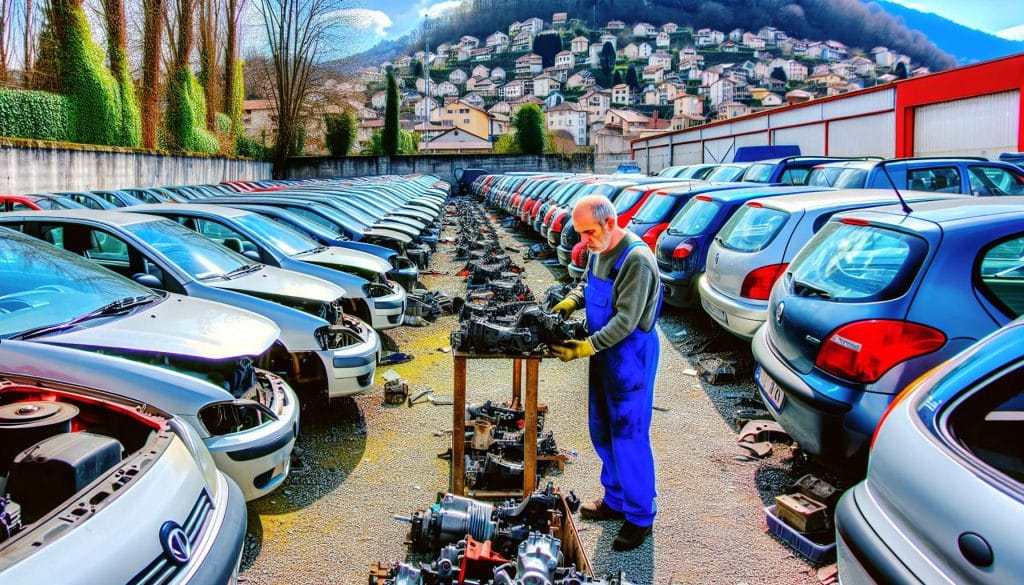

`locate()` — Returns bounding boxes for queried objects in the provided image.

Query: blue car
[655,185,833,307]
[807,157,1024,195]
[627,182,752,250]
[739,156,870,185]
[837,317,1024,583]
[753,197,1024,466]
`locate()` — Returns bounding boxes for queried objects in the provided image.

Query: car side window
[948,368,1024,485]
[906,167,961,192]
[968,166,1024,196]
[194,219,258,256]
[10,202,31,211]
[778,167,810,185]
[39,224,64,247]
[976,234,1024,318]
[85,229,130,266]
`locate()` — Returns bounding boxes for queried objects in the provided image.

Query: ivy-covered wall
[0,89,72,142]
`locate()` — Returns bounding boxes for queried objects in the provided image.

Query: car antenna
[879,162,913,214]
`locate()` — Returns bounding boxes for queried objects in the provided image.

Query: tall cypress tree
[382,68,400,155]
[513,103,544,155]
[625,64,639,91]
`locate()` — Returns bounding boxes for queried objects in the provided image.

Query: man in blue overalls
[550,194,662,552]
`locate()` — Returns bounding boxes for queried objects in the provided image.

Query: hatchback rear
[628,183,751,251]
[752,198,1024,465]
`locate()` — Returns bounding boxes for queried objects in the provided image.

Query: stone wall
[0,142,271,194]
[284,153,595,183]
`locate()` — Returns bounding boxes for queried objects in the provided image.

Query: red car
[0,194,86,211]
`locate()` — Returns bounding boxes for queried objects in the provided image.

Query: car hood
[38,293,280,359]
[206,264,343,303]
[300,247,391,274]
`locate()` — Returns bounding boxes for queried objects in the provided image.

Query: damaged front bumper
[365,280,408,330]
[315,316,381,398]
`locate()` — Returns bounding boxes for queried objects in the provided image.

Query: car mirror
[132,273,163,288]
[243,249,261,261]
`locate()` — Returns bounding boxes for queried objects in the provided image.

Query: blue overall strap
[608,240,648,279]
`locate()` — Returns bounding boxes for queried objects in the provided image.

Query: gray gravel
[239,201,844,585]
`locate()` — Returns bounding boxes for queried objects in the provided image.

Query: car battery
[7,432,123,523]
[774,493,830,533]
[790,474,840,507]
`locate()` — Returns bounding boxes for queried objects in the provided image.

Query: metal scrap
[697,356,737,384]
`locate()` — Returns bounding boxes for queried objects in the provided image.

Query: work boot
[578,498,625,521]
[612,521,653,551]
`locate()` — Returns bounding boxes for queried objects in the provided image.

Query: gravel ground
[239,200,854,585]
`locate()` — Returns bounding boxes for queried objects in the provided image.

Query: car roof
[703,185,834,203]
[846,196,1024,226]
[0,209,158,226]
[812,160,879,170]
[756,189,966,212]
[130,203,252,218]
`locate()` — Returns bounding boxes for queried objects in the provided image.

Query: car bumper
[697,275,766,341]
[556,245,572,267]
[205,375,300,501]
[659,269,698,308]
[368,286,407,330]
[318,329,380,398]
[184,474,247,585]
[751,328,880,463]
[835,486,922,585]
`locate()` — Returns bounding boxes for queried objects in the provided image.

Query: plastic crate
[765,505,836,563]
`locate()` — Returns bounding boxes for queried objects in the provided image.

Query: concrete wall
[284,153,594,183]
[0,143,271,194]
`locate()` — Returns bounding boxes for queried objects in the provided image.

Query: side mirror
[243,250,261,261]
[132,273,163,288]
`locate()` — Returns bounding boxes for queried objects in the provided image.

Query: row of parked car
[472,156,1024,583]
[0,174,449,583]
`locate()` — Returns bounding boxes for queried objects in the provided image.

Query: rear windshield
[668,198,721,236]
[787,222,927,302]
[614,187,647,213]
[742,163,776,183]
[716,204,789,252]
[808,168,869,188]
[632,193,677,224]
[704,166,745,182]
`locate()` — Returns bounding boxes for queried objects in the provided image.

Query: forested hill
[327,0,963,76]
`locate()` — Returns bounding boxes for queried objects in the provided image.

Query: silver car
[0,211,381,400]
[699,190,967,341]
[0,357,246,584]
[836,318,1024,583]
[0,228,298,500]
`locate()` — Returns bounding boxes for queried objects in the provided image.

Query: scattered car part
[696,356,737,384]
[383,369,410,405]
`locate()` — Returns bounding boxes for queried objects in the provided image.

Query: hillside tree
[625,64,639,91]
[770,66,787,82]
[533,32,562,68]
[382,68,399,155]
[512,103,544,155]
[599,41,615,80]
[325,110,357,155]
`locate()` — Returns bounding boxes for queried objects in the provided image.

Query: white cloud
[418,0,463,19]
[329,8,394,37]
[996,23,1024,40]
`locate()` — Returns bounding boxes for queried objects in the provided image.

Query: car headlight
[363,282,394,298]
[199,400,278,436]
[169,417,221,494]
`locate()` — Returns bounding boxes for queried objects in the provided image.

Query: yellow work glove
[551,297,579,319]
[550,338,596,362]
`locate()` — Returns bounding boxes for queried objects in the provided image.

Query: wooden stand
[452,351,541,499]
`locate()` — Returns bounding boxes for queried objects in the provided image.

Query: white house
[500,79,527,100]
[415,77,436,94]
[486,31,509,51]
[718,102,751,120]
[662,23,679,34]
[709,78,735,107]
[761,93,783,106]
[638,43,653,59]
[461,93,485,109]
[460,35,480,49]
[532,73,560,98]
[571,36,589,54]
[580,88,611,123]
[741,32,765,50]
[370,91,386,109]
[633,22,657,38]
[673,94,702,118]
[546,101,588,145]
[511,30,533,52]
[589,43,604,67]
[552,12,568,28]
[515,53,544,76]
[599,33,618,50]
[413,96,438,120]
[728,28,745,43]
[642,64,665,84]
[448,69,467,84]
[787,60,808,81]
[611,84,630,105]
[649,50,673,70]
[555,51,573,68]
[656,32,671,48]
[621,43,639,61]
[695,29,724,47]
[566,70,595,89]
[471,64,490,79]
[421,127,492,153]
[519,17,543,36]
[872,46,896,68]
[490,67,506,82]
[433,81,459,97]
[606,20,625,32]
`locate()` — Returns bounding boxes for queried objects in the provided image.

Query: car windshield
[742,163,776,183]
[235,213,321,256]
[668,198,721,236]
[0,230,156,337]
[704,166,745,182]
[123,219,255,280]
[614,187,647,213]
[788,222,927,302]
[632,193,677,223]
[717,204,790,252]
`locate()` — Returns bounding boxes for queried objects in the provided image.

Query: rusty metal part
[736,420,790,444]
[408,388,434,407]
[696,356,737,384]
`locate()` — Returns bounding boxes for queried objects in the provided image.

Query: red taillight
[672,241,693,259]
[695,195,712,202]
[572,241,590,267]
[552,213,567,232]
[815,320,946,384]
[641,223,668,251]
[740,263,788,300]
[544,207,557,224]
[747,201,763,208]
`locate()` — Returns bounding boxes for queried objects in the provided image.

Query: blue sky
[326,0,1024,58]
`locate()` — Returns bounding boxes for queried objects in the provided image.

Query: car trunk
[705,203,798,301]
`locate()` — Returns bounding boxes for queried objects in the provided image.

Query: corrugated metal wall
[829,112,895,158]
[672,141,702,165]
[773,123,826,155]
[913,90,1020,158]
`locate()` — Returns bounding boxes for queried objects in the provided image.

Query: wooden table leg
[512,358,522,406]
[453,355,466,495]
[523,357,539,497]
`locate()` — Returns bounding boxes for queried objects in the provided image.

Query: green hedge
[236,135,273,160]
[0,88,72,141]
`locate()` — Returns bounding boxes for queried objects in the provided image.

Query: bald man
[550,194,662,552]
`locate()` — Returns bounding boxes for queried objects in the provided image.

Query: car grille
[128,490,213,585]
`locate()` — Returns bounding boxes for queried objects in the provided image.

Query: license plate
[757,367,786,412]
[702,299,727,323]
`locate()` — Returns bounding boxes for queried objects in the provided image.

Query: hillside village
[243,12,929,157]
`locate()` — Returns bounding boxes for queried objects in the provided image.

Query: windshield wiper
[793,279,832,299]
[223,263,263,279]
[295,245,329,256]
[11,295,159,340]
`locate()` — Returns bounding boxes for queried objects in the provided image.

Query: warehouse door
[914,91,1020,158]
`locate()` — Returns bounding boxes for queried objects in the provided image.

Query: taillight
[552,213,567,233]
[642,223,668,250]
[672,241,693,259]
[815,320,946,384]
[740,264,788,300]
[544,207,557,224]
[572,241,589,267]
